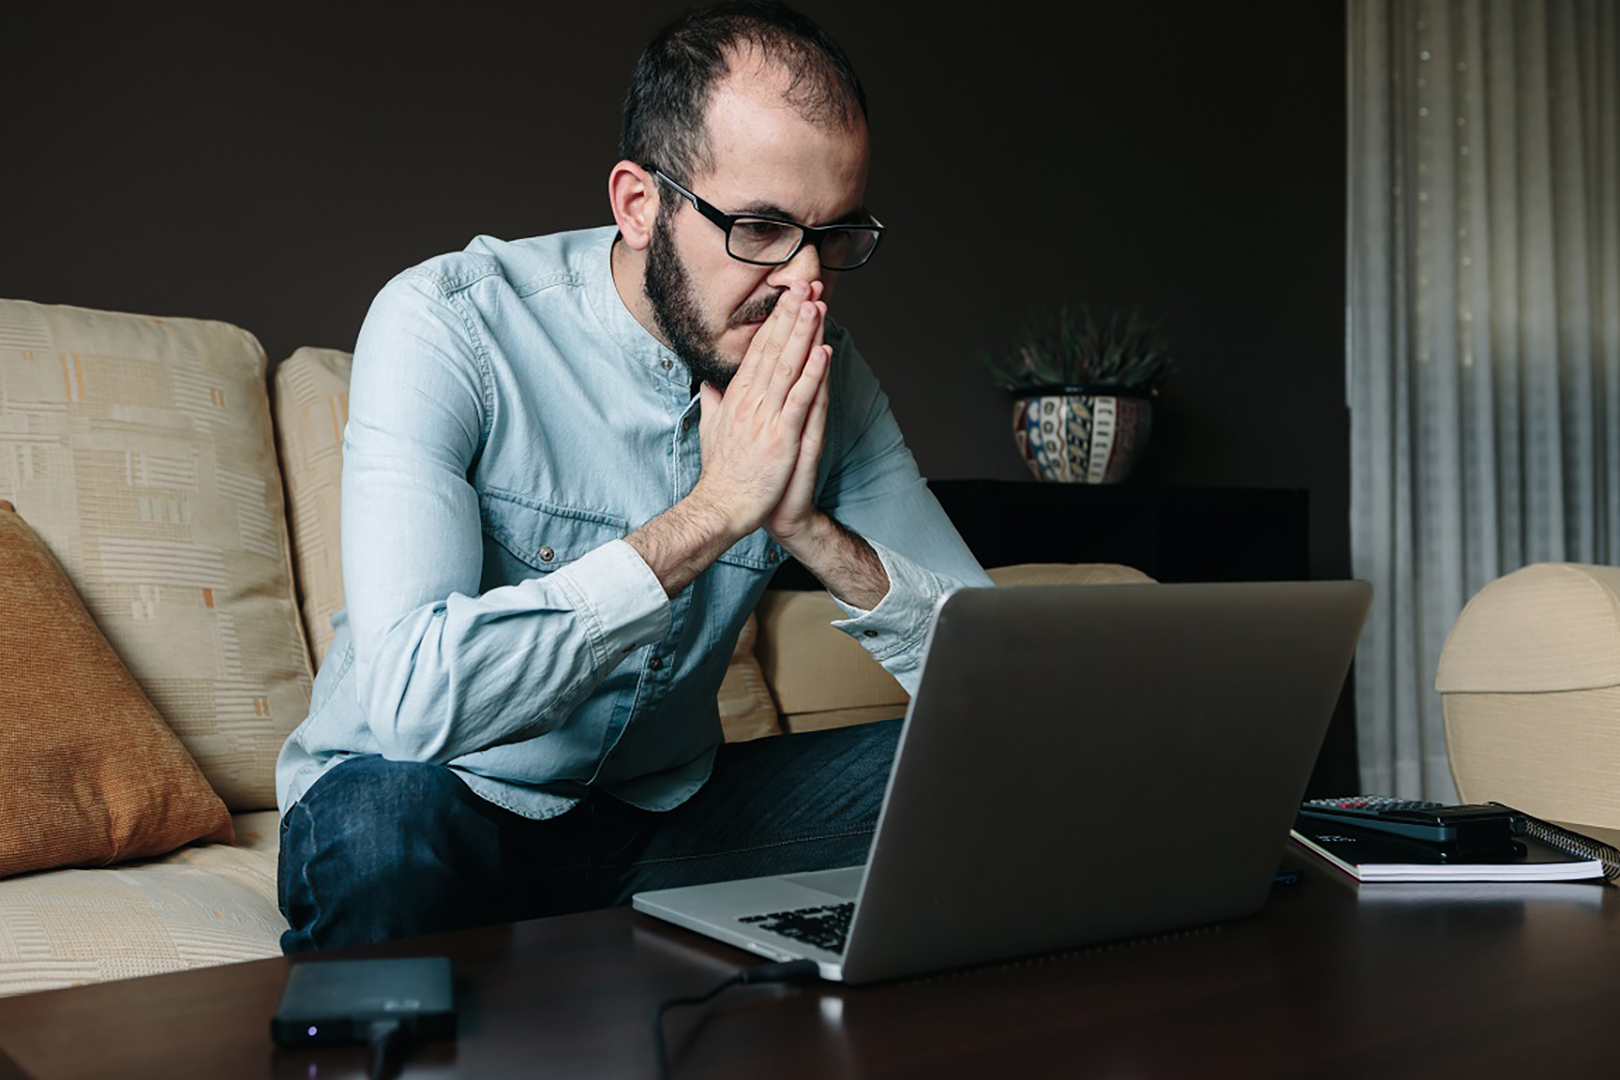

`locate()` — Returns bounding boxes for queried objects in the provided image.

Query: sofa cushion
[270,345,783,742]
[0,300,314,810]
[755,587,910,733]
[985,562,1156,588]
[0,502,234,879]
[272,346,352,667]
[718,613,783,741]
[0,811,284,997]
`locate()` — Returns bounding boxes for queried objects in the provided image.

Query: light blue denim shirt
[275,226,991,821]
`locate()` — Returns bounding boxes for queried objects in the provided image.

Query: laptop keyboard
[739,902,854,954]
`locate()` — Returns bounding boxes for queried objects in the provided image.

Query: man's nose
[767,241,823,288]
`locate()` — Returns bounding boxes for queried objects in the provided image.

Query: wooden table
[1,846,1617,1078]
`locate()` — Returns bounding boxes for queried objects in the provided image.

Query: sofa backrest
[273,347,352,668]
[0,300,314,811]
[1437,561,1620,829]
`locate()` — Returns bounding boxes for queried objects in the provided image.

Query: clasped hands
[691,279,832,550]
[629,279,887,608]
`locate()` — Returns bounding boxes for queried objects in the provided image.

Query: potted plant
[982,305,1174,483]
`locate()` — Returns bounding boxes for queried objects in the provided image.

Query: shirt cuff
[829,538,953,694]
[544,538,671,671]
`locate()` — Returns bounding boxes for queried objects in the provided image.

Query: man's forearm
[776,511,889,611]
[623,490,743,598]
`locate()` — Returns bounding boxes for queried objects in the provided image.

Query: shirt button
[863,629,879,638]
[766,550,778,564]
[538,546,555,563]
[682,417,692,432]
[660,357,674,371]
[649,656,664,671]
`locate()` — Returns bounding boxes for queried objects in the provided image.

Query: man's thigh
[277,755,591,951]
[589,717,902,905]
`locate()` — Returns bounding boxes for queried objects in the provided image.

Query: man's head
[608,1,875,388]
[619,0,867,189]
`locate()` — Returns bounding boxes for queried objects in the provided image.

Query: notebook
[633,580,1372,984]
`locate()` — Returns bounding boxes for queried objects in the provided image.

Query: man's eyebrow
[734,201,874,226]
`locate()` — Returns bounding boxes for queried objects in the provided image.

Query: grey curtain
[1348,0,1620,798]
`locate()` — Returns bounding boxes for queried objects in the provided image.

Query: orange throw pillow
[0,501,232,878]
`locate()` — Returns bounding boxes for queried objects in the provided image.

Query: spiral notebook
[1290,810,1614,883]
[634,580,1372,984]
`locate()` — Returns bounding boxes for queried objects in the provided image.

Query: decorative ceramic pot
[1011,385,1153,484]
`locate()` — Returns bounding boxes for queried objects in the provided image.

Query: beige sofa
[0,298,1149,998]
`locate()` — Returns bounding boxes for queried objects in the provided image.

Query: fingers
[762,298,825,409]
[764,342,833,544]
[728,281,811,398]
[779,311,828,424]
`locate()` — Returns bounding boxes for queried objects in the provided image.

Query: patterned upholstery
[0,812,282,996]
[272,347,350,667]
[0,301,313,811]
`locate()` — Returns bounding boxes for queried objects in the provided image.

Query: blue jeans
[277,718,901,953]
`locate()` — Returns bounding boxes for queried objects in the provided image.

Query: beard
[643,207,779,391]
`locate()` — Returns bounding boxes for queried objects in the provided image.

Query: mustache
[728,290,783,328]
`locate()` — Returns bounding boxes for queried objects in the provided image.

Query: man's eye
[735,220,791,241]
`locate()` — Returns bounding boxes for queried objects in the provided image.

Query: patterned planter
[1011,385,1153,484]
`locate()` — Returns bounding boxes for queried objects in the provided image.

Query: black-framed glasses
[649,166,885,271]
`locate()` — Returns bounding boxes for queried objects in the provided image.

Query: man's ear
[608,161,658,251]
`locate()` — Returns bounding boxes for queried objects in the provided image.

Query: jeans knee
[279,757,496,950]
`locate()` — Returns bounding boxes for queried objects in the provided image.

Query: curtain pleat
[1349,0,1620,799]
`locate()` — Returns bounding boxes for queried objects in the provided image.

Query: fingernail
[791,282,809,297]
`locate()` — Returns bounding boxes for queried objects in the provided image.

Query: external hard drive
[271,956,457,1045]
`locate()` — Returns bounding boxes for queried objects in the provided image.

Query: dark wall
[4,1,1347,583]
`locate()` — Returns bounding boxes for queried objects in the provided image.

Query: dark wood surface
[1,842,1617,1078]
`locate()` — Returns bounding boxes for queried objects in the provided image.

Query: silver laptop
[634,580,1372,984]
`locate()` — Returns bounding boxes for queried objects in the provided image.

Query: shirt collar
[581,227,692,388]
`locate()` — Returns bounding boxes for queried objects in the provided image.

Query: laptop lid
[637,580,1371,984]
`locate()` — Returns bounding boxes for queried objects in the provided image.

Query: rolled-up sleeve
[341,271,669,762]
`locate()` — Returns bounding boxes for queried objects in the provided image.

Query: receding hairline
[679,42,868,182]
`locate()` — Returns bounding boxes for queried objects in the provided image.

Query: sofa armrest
[1436,562,1620,829]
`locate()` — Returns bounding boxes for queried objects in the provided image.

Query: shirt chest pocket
[479,490,629,577]
[714,529,785,573]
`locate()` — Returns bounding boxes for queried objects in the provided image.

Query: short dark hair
[619,0,868,185]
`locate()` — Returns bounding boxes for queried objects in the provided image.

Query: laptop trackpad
[781,865,864,901]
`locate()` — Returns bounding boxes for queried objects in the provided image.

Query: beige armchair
[1436,563,1620,830]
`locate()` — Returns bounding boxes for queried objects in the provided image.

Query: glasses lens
[819,228,881,271]
[727,219,803,264]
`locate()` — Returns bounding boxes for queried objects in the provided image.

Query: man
[275,0,991,953]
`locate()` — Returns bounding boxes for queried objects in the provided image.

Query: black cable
[366,1018,404,1080]
[653,960,822,1079]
